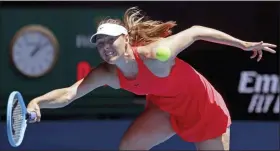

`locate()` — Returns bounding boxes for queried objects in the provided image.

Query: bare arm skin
[144,25,276,61]
[29,62,118,109]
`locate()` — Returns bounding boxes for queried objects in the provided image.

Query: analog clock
[10,25,59,78]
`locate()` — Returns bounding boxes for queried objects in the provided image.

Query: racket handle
[26,112,37,121]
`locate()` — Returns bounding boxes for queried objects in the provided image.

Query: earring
[124,43,129,63]
[125,43,128,51]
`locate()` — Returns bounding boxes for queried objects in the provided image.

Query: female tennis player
[27,7,276,150]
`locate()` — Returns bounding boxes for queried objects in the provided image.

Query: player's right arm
[27,62,118,113]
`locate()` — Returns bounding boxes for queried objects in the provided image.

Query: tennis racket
[6,91,37,147]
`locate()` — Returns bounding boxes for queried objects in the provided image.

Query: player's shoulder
[137,38,169,60]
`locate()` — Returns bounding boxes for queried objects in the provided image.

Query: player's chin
[105,56,119,64]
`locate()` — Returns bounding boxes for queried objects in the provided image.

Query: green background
[0,8,144,118]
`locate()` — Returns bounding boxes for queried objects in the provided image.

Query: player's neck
[115,47,138,74]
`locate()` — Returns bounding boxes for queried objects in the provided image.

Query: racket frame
[6,91,28,147]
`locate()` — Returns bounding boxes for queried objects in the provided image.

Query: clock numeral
[39,64,44,71]
[16,58,22,63]
[16,43,22,48]
[44,57,50,63]
[47,49,53,55]
[15,51,21,56]
[31,66,35,73]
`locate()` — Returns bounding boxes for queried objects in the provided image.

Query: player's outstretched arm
[28,62,116,109]
[150,25,276,62]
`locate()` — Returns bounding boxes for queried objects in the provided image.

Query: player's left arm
[149,25,277,61]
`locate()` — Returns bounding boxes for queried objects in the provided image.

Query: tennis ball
[155,47,171,62]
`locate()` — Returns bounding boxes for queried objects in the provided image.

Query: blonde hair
[98,7,177,46]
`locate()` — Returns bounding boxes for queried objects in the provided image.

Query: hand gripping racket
[6,91,37,147]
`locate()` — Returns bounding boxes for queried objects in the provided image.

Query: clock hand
[30,45,40,57]
[30,41,49,57]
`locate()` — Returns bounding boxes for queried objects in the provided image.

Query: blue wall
[0,121,279,150]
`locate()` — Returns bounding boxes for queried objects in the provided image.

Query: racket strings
[11,98,24,143]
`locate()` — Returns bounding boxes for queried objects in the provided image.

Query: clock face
[11,28,58,78]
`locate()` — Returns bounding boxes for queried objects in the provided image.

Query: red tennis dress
[117,47,231,142]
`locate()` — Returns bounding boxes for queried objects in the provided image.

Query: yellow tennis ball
[155,47,171,62]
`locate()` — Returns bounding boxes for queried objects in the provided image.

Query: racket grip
[27,112,37,121]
